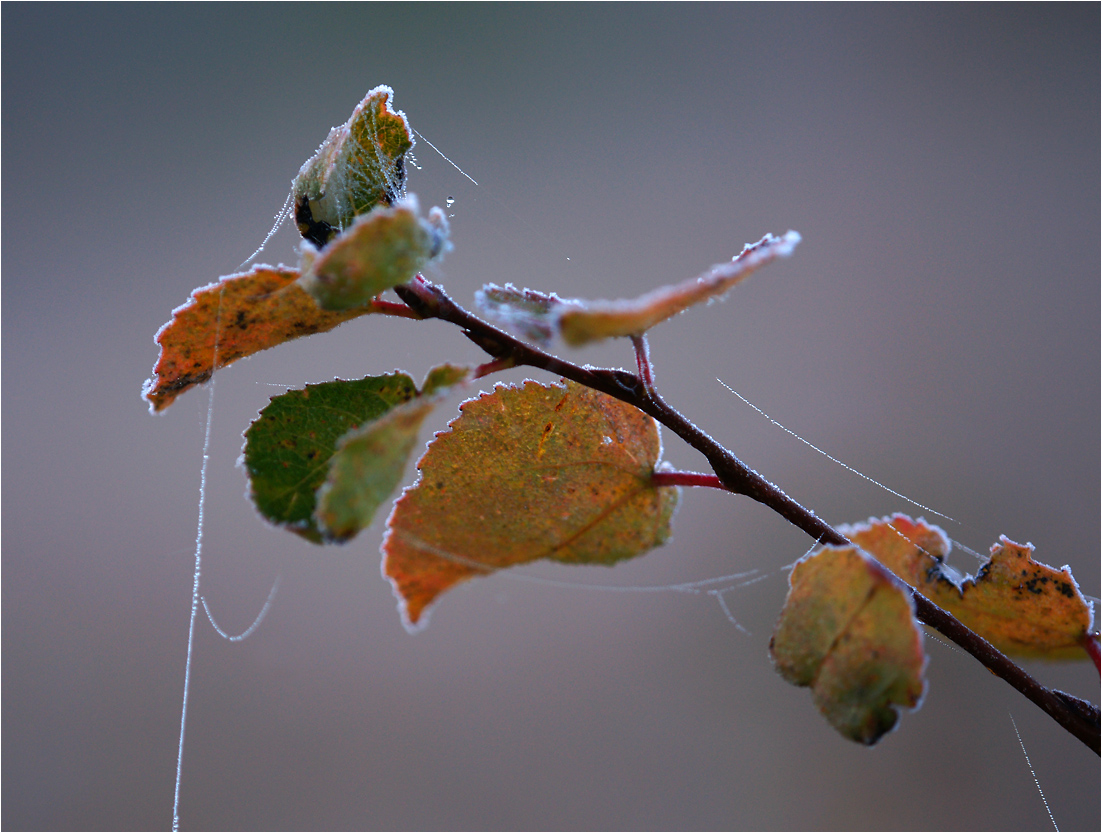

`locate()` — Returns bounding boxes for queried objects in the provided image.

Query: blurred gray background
[4,4,1099,830]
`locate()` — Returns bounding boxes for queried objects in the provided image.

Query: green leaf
[316,364,470,542]
[841,514,1095,659]
[771,545,926,745]
[419,363,469,396]
[473,232,800,347]
[292,85,414,247]
[381,380,680,629]
[242,374,419,542]
[299,199,450,311]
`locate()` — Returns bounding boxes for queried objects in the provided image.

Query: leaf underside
[315,364,470,542]
[382,380,679,630]
[771,545,926,745]
[300,201,442,311]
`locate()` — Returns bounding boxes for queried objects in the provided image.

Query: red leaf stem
[651,471,727,490]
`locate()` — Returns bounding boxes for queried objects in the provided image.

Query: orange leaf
[559,232,801,345]
[381,380,679,629]
[842,514,1095,659]
[473,233,801,347]
[142,266,401,413]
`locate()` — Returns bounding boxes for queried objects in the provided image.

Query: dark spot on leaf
[294,193,337,248]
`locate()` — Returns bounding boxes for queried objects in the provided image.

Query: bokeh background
[4,5,1099,830]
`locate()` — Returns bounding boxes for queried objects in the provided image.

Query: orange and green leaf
[842,514,1094,659]
[142,266,408,413]
[771,545,926,745]
[292,85,414,244]
[382,380,679,629]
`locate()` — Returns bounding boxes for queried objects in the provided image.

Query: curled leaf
[316,365,470,542]
[771,545,926,745]
[560,232,800,345]
[142,266,397,413]
[299,198,450,311]
[842,514,1095,659]
[474,232,800,348]
[474,284,576,346]
[382,380,679,630]
[292,85,414,247]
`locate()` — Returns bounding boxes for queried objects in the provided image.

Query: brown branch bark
[393,277,1101,754]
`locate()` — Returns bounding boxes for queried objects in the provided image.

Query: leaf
[561,232,801,345]
[473,232,800,347]
[771,545,926,745]
[381,380,679,629]
[316,364,470,542]
[474,284,576,346]
[241,374,419,543]
[142,266,396,413]
[292,85,414,247]
[841,514,1095,659]
[299,199,450,311]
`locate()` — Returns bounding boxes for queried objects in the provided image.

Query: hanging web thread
[172,283,282,829]
[1010,712,1058,831]
[202,574,282,642]
[172,284,225,832]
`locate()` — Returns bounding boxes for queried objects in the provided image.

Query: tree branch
[393,277,1100,754]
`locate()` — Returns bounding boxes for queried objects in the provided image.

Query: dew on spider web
[201,574,282,642]
[237,190,294,272]
[1010,712,1060,831]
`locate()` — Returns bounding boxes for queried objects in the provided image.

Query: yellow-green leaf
[771,545,926,745]
[142,266,398,413]
[841,514,1094,659]
[299,199,449,311]
[292,85,414,247]
[381,380,679,629]
[316,365,470,542]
